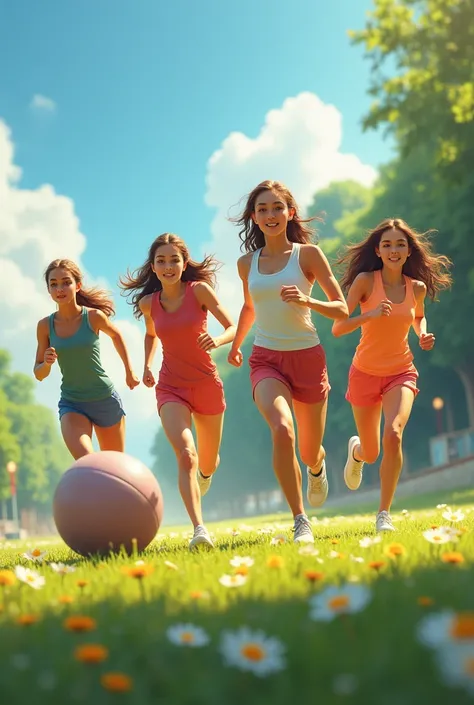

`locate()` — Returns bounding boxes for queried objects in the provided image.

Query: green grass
[1,493,474,705]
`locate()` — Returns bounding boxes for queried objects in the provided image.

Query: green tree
[351,0,474,182]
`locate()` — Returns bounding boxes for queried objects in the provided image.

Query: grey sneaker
[293,514,314,544]
[197,471,212,497]
[189,525,215,550]
[376,511,395,533]
[344,436,365,491]
[306,460,328,507]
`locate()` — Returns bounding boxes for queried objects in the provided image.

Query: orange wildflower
[121,564,154,579]
[417,596,434,607]
[266,555,284,569]
[0,570,16,586]
[101,672,133,692]
[63,615,97,632]
[75,644,109,664]
[17,614,39,626]
[441,552,465,565]
[304,570,325,583]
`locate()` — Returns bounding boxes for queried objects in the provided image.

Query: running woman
[120,233,236,551]
[227,180,348,544]
[34,259,139,460]
[333,218,452,532]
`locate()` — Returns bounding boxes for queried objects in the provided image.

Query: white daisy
[49,562,76,575]
[164,561,179,571]
[359,536,382,548]
[442,509,465,522]
[270,534,287,545]
[298,546,320,556]
[422,528,458,544]
[435,643,474,694]
[219,574,247,588]
[350,555,365,563]
[418,610,474,649]
[309,584,372,622]
[219,627,286,676]
[437,503,447,509]
[166,623,210,647]
[21,548,47,563]
[14,566,45,590]
[229,557,254,568]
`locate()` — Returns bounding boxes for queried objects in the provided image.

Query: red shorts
[345,364,419,407]
[249,344,330,404]
[156,376,226,416]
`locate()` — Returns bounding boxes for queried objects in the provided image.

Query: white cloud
[0,119,158,465]
[203,91,378,324]
[30,94,57,113]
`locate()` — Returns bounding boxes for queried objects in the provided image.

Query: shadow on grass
[1,557,473,705]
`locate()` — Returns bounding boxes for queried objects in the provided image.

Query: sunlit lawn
[1,489,474,704]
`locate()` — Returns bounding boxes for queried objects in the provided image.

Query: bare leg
[293,397,328,472]
[351,403,383,464]
[254,379,304,517]
[94,416,126,452]
[60,413,94,460]
[379,386,415,512]
[193,412,224,476]
[159,402,202,527]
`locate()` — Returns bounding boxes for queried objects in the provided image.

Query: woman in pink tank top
[120,233,236,551]
[333,218,452,533]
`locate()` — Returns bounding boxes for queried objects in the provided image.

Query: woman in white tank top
[228,180,348,543]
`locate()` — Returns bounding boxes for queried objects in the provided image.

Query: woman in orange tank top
[333,219,452,533]
[120,234,236,551]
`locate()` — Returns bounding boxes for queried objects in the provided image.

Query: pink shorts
[156,376,226,416]
[249,344,330,404]
[345,364,419,407]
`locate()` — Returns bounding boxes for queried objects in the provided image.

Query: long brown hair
[231,180,320,253]
[44,259,115,316]
[337,218,453,300]
[119,233,221,319]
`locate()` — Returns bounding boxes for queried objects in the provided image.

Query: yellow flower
[58,595,74,604]
[76,579,89,588]
[304,570,325,583]
[75,644,109,664]
[266,555,284,569]
[17,614,39,626]
[368,560,386,571]
[235,565,249,576]
[121,564,154,579]
[0,570,16,586]
[101,672,133,692]
[450,613,474,639]
[63,615,97,632]
[441,551,465,565]
[384,543,406,558]
[417,596,435,607]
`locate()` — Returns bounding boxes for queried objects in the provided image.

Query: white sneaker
[306,460,328,507]
[344,436,365,491]
[197,471,212,497]
[189,525,214,550]
[376,511,395,533]
[293,514,314,543]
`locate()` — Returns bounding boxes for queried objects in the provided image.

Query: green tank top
[49,308,115,402]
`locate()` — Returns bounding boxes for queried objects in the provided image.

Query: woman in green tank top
[34,259,140,460]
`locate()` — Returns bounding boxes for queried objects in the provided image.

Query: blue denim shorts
[58,390,125,427]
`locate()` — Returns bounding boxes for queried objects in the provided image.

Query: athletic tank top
[48,307,115,402]
[248,243,320,351]
[151,282,219,386]
[352,270,417,376]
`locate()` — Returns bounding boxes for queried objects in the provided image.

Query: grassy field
[1,489,474,704]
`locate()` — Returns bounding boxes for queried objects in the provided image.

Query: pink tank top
[151,282,219,387]
[352,270,417,376]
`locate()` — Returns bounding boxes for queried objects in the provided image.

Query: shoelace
[293,516,312,534]
[194,525,208,538]
[378,511,393,526]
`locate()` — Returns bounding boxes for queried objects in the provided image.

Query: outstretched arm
[194,282,236,352]
[139,296,160,387]
[90,309,140,390]
[228,256,255,367]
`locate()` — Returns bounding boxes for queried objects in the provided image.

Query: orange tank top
[352,270,417,376]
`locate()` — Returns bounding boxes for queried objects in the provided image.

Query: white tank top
[248,243,320,351]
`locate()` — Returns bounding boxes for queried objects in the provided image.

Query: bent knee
[383,426,403,451]
[177,446,198,473]
[270,418,295,446]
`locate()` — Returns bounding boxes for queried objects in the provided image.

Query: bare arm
[139,295,159,387]
[280,245,348,320]
[332,273,392,337]
[90,309,140,389]
[228,255,255,367]
[33,318,57,381]
[412,281,435,349]
[193,282,236,352]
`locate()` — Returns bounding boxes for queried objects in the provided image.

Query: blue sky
[0,0,393,469]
